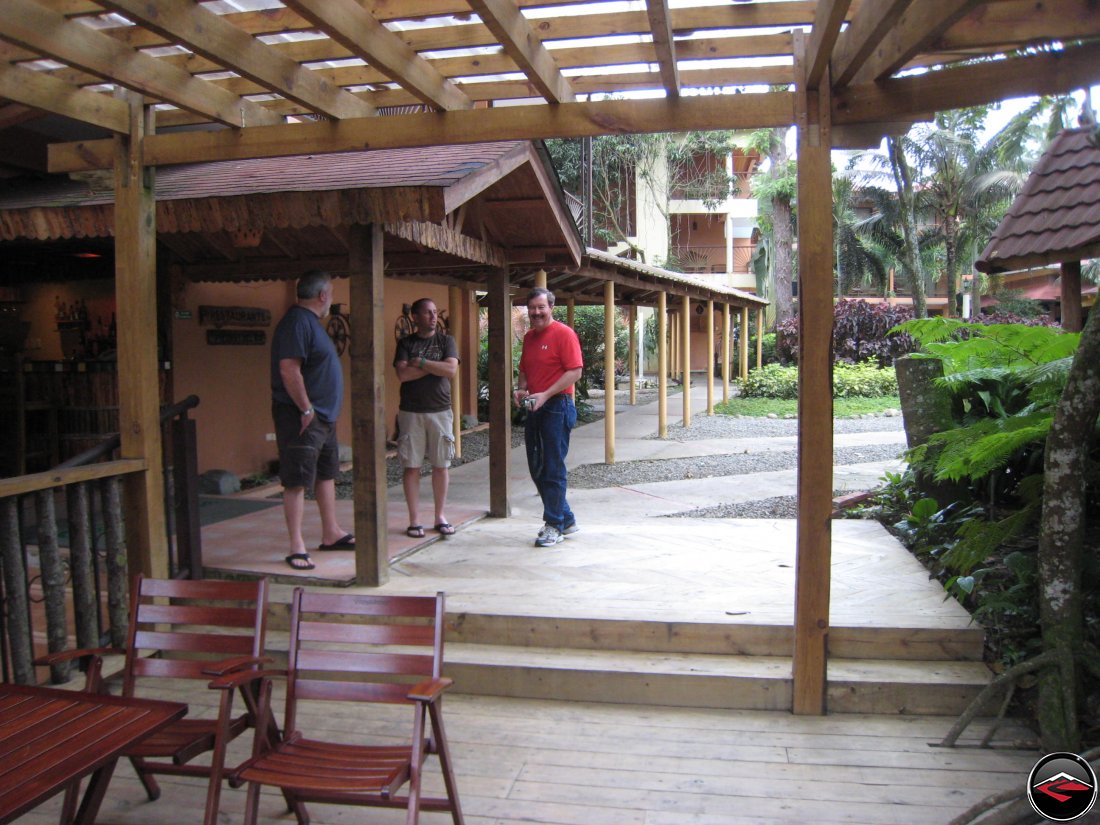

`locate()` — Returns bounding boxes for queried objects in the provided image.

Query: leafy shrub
[738,362,897,399]
[775,299,918,366]
[556,305,628,390]
[759,332,778,365]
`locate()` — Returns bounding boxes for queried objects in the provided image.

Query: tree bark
[888,137,928,319]
[768,130,795,325]
[1037,302,1100,752]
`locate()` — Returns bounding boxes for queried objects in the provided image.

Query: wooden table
[0,683,187,825]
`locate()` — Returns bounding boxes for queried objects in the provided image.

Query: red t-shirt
[519,320,583,395]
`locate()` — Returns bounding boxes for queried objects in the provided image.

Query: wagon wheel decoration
[326,310,351,357]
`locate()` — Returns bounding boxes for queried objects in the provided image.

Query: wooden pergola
[1,0,1096,715]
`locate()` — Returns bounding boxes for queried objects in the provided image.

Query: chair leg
[128,757,160,801]
[58,780,79,825]
[429,704,465,825]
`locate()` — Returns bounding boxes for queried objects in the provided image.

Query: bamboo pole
[722,303,731,403]
[604,282,615,464]
[657,292,667,438]
[740,306,750,380]
[706,299,714,415]
[681,295,691,427]
[628,304,637,406]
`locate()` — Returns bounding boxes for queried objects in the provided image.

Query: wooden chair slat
[294,679,414,704]
[135,603,262,627]
[296,621,435,646]
[132,630,257,657]
[297,591,440,618]
[294,648,434,677]
[138,578,264,601]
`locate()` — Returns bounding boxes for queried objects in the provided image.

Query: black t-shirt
[394,331,459,413]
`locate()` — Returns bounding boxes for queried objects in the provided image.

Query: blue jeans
[524,395,577,530]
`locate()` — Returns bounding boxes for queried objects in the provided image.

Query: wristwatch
[301,407,314,417]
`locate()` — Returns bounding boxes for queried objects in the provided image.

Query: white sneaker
[535,525,564,547]
[562,521,579,535]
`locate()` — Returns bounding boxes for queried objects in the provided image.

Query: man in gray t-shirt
[393,298,460,538]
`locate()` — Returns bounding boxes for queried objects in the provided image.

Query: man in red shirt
[513,287,583,547]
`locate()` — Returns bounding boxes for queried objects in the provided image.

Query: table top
[0,683,187,825]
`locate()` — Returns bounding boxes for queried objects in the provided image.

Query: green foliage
[759,332,778,365]
[735,362,897,400]
[715,394,900,418]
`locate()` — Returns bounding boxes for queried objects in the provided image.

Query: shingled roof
[976,127,1100,274]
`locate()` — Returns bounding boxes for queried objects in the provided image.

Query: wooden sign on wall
[198,306,271,328]
[206,329,266,346]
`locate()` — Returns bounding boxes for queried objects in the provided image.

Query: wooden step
[444,612,984,661]
[444,643,993,716]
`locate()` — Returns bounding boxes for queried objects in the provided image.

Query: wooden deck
[16,678,1038,825]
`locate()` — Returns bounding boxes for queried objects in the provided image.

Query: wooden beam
[348,222,389,586]
[847,0,980,85]
[281,0,471,111]
[467,0,575,104]
[804,0,851,90]
[96,0,376,119]
[830,0,910,88]
[0,62,128,133]
[50,91,795,172]
[384,221,507,268]
[938,0,1100,52]
[443,143,531,215]
[833,43,1100,127]
[114,93,168,582]
[1061,261,1082,333]
[793,33,834,716]
[487,267,512,518]
[645,0,680,97]
[0,0,280,128]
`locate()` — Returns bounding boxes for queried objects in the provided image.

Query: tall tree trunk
[769,132,794,324]
[887,137,928,319]
[943,217,958,318]
[1037,303,1100,752]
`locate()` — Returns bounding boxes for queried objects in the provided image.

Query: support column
[349,223,388,586]
[706,299,715,415]
[756,307,764,370]
[604,282,615,464]
[567,296,575,328]
[681,295,691,427]
[114,92,167,581]
[449,285,464,458]
[657,292,668,438]
[670,310,678,380]
[793,34,835,715]
[628,304,637,406]
[535,269,547,289]
[722,303,731,403]
[487,268,512,517]
[1061,260,1082,332]
[740,306,750,380]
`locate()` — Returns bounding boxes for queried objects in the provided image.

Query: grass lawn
[715,395,901,418]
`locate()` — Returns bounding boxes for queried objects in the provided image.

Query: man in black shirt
[393,298,460,538]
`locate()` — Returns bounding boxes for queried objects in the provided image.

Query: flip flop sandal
[285,553,315,571]
[434,523,455,536]
[318,533,355,551]
[406,525,425,538]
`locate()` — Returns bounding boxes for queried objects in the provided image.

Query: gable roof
[976,127,1100,274]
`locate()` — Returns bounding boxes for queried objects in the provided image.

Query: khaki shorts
[397,409,454,469]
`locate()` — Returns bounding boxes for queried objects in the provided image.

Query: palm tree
[748,126,796,324]
[833,172,888,298]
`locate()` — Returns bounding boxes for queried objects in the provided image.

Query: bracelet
[301,407,313,417]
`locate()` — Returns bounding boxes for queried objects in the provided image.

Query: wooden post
[628,304,637,406]
[487,268,512,517]
[535,268,547,289]
[0,496,34,684]
[681,295,691,427]
[114,91,167,581]
[1061,260,1082,332]
[740,306,750,380]
[669,310,677,380]
[658,292,668,438]
[349,222,388,586]
[66,483,99,651]
[793,34,834,716]
[567,297,575,328]
[449,285,463,458]
[706,299,715,415]
[756,306,764,370]
[722,303,731,403]
[604,282,615,464]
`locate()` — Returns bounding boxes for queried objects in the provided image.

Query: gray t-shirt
[271,305,343,422]
[394,331,459,413]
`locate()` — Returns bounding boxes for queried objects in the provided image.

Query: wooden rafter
[830,0,911,88]
[846,0,981,86]
[0,61,128,133]
[466,0,575,104]
[0,0,280,128]
[804,0,851,90]
[644,0,679,97]
[280,0,471,111]
[95,0,376,119]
